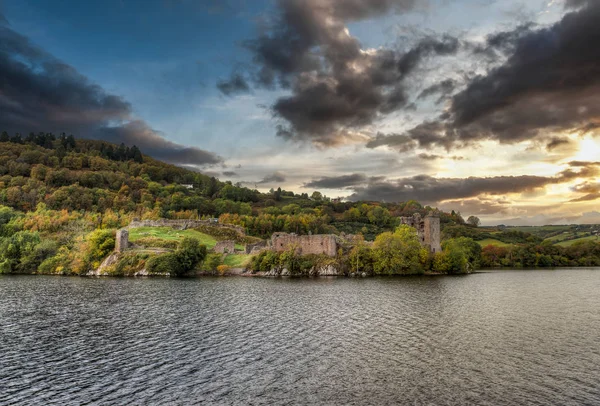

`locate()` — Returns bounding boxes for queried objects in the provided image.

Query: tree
[467,215,481,227]
[372,225,424,275]
[437,237,481,274]
[204,253,223,274]
[310,191,323,202]
[176,237,207,272]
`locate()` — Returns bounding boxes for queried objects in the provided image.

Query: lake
[1,269,599,405]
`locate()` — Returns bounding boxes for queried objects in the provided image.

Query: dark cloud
[451,2,600,146]
[222,0,462,146]
[257,171,286,184]
[417,153,464,161]
[545,137,571,151]
[0,25,221,166]
[304,173,368,189]
[96,121,221,166]
[570,181,600,202]
[367,121,450,151]
[439,197,511,216]
[373,2,600,152]
[471,24,534,60]
[222,171,239,177]
[217,73,250,96]
[417,79,456,103]
[348,162,600,203]
[366,131,418,152]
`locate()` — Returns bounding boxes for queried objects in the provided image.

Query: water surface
[1,269,599,405]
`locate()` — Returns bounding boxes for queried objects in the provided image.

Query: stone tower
[115,229,129,253]
[423,214,441,253]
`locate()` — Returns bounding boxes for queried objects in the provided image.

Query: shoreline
[2,267,597,279]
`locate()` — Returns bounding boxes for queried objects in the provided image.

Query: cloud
[95,121,221,165]
[222,171,239,177]
[348,161,600,203]
[221,0,462,146]
[417,153,464,161]
[569,181,600,202]
[366,131,419,152]
[417,79,456,103]
[372,2,600,153]
[0,25,221,166]
[545,137,571,151]
[564,0,592,9]
[304,173,368,189]
[217,73,250,96]
[257,171,286,184]
[438,197,512,216]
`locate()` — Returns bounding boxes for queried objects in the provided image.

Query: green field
[129,227,219,249]
[556,235,600,247]
[223,254,252,268]
[477,238,513,247]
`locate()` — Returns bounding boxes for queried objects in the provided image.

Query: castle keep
[400,213,442,253]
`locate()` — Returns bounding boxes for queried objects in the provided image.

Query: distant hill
[0,131,464,239]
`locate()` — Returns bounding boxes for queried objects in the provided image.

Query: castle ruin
[214,240,235,254]
[115,229,129,253]
[270,233,338,257]
[400,213,442,254]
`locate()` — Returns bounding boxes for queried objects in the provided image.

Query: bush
[0,231,41,273]
[146,237,207,276]
[84,229,116,270]
[177,237,207,271]
[217,264,230,275]
[204,253,223,273]
[146,253,181,275]
[113,253,149,276]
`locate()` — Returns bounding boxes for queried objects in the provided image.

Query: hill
[0,132,598,276]
[0,132,464,240]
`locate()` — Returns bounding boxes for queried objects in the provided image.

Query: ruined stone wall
[115,229,129,253]
[245,241,267,254]
[423,215,442,253]
[214,240,235,254]
[270,233,338,257]
[400,213,441,254]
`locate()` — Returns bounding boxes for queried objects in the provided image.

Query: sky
[0,0,599,225]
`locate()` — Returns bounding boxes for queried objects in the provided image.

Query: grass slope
[129,227,219,249]
[556,235,600,247]
[223,254,252,268]
[477,238,513,247]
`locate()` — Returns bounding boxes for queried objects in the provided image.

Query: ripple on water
[1,270,600,405]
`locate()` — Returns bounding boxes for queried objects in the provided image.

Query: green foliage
[177,237,207,272]
[146,237,207,276]
[84,229,116,271]
[113,253,150,276]
[0,231,41,273]
[372,225,424,275]
[0,205,21,237]
[133,237,179,249]
[204,253,223,273]
[467,216,481,227]
[146,253,181,275]
[437,237,480,274]
[346,240,376,275]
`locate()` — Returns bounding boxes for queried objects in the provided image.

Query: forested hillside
[0,131,462,239]
[0,132,598,276]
